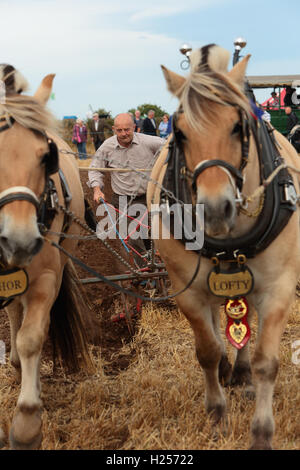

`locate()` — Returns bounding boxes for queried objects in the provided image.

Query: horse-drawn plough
[43,168,172,333]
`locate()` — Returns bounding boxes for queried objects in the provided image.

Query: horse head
[0,66,58,267]
[161,44,252,238]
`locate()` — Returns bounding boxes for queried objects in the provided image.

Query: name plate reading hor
[0,268,28,300]
[207,265,254,299]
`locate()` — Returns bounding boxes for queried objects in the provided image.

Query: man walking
[88,113,164,254]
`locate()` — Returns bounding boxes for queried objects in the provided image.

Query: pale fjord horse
[0,65,91,449]
[147,45,300,449]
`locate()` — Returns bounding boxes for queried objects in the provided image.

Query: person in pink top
[72,118,88,159]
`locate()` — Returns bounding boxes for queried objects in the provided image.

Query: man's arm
[88,148,107,203]
[150,135,165,154]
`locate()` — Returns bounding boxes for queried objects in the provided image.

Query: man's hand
[93,186,105,204]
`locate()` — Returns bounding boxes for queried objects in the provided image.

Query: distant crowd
[71,110,172,159]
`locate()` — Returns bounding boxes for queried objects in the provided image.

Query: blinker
[45,138,59,175]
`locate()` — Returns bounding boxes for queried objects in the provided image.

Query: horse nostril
[0,235,43,258]
[223,199,233,219]
[0,235,11,252]
[31,237,43,256]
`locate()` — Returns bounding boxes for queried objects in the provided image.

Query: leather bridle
[0,115,59,218]
[172,107,251,198]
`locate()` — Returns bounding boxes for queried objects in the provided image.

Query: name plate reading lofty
[207,265,254,299]
[0,268,28,300]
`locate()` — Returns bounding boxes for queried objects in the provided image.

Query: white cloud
[129,0,229,21]
[0,0,236,118]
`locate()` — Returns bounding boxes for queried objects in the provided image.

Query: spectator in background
[284,86,296,107]
[285,106,299,135]
[90,112,110,151]
[72,118,88,159]
[134,110,143,133]
[142,109,157,136]
[270,91,279,108]
[158,114,170,138]
[259,104,271,123]
[167,114,173,135]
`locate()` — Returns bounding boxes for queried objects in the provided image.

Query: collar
[114,133,139,149]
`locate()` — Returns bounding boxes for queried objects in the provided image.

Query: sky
[1,0,300,120]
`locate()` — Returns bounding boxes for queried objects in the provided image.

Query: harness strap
[192,159,244,192]
[0,116,15,133]
[202,120,297,260]
[0,187,39,210]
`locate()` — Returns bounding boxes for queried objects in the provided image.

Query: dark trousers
[93,138,104,152]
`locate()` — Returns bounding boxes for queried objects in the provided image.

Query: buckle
[283,183,298,206]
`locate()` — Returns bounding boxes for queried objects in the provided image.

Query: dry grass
[0,296,299,450]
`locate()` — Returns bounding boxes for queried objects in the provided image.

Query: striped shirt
[88,132,164,196]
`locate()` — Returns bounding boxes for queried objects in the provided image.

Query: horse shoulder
[147,138,170,209]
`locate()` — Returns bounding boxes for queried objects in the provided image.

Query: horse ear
[161,65,186,95]
[34,74,55,105]
[227,54,251,88]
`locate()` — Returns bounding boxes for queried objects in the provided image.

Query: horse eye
[232,122,242,135]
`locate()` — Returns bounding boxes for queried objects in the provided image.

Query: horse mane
[0,65,60,135]
[179,45,251,132]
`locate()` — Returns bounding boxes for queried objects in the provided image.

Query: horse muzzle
[192,159,243,238]
[197,189,237,238]
[0,187,44,267]
[0,230,43,267]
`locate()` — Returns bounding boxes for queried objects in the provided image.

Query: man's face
[149,111,155,119]
[113,117,135,147]
[93,114,99,121]
[135,111,140,119]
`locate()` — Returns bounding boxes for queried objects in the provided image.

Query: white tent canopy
[247,75,300,89]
